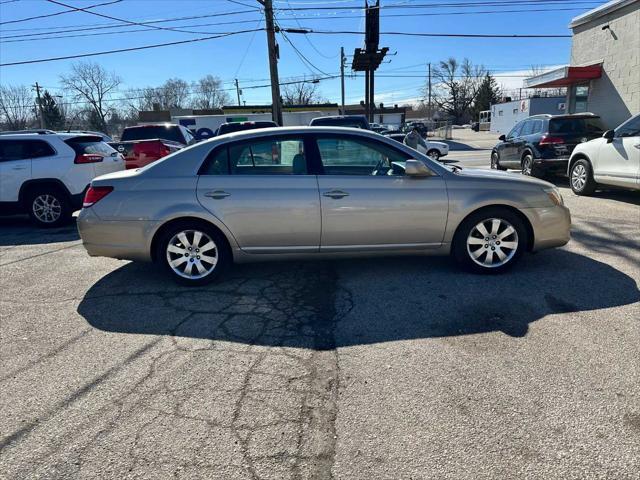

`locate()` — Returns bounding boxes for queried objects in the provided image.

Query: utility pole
[258,0,283,126]
[33,82,45,129]
[234,79,242,106]
[427,63,432,119]
[340,47,345,115]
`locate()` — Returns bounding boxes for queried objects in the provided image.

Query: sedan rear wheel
[453,208,527,273]
[159,223,229,285]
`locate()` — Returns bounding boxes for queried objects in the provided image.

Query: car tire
[521,153,541,177]
[453,208,528,274]
[26,187,73,228]
[158,221,230,286]
[569,159,597,196]
[426,149,440,161]
[491,152,507,171]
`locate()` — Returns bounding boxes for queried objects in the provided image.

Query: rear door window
[0,139,54,161]
[0,140,30,162]
[222,136,308,175]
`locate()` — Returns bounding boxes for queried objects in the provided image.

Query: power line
[0,0,122,26]
[44,0,249,35]
[281,28,572,38]
[0,29,264,67]
[274,0,602,10]
[278,28,331,76]
[284,0,337,59]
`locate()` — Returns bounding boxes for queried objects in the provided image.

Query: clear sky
[0,0,606,106]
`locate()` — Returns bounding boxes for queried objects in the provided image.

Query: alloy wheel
[522,157,532,175]
[428,150,440,161]
[466,218,519,268]
[571,164,587,191]
[32,194,62,224]
[166,229,218,280]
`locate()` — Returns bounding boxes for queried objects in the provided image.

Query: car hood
[429,141,448,148]
[453,167,553,188]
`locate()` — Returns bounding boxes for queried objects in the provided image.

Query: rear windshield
[65,138,117,155]
[549,117,604,135]
[217,122,276,135]
[121,126,184,143]
[311,118,368,128]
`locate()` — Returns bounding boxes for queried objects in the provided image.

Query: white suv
[568,114,640,195]
[0,130,124,227]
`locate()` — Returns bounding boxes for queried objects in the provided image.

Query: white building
[524,0,640,129]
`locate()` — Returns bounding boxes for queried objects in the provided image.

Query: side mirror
[405,159,432,177]
[603,129,615,142]
[498,134,506,142]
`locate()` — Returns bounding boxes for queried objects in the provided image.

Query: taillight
[75,153,103,164]
[83,186,113,208]
[539,135,564,145]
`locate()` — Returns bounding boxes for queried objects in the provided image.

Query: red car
[110,124,196,169]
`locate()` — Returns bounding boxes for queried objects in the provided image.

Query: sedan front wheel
[453,208,527,273]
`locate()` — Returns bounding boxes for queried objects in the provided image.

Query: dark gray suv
[491,114,605,177]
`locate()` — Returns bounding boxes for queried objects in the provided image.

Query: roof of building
[570,0,639,28]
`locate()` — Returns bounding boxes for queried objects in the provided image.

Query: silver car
[77,127,571,285]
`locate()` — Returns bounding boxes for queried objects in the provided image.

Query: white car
[0,130,125,226]
[385,133,449,160]
[568,114,640,195]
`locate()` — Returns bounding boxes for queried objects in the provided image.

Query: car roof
[312,115,367,120]
[0,131,99,140]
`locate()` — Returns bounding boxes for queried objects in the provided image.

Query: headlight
[543,187,564,206]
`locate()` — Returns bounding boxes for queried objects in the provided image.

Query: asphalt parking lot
[1,165,639,478]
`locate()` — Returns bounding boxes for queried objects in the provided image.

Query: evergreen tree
[472,74,501,120]
[40,90,65,130]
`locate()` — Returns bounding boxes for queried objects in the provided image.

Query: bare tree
[0,84,35,130]
[60,61,121,134]
[281,81,323,105]
[428,58,486,124]
[157,78,190,109]
[191,75,230,109]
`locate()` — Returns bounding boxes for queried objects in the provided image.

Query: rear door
[595,115,640,188]
[0,139,32,202]
[197,134,321,253]
[313,134,448,250]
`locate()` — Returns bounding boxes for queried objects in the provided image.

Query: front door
[197,134,321,253]
[595,115,640,188]
[0,140,32,203]
[313,134,448,251]
[500,121,524,167]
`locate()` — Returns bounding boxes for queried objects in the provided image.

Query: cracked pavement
[1,185,639,479]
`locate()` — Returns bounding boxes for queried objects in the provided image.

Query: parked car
[216,121,278,136]
[0,130,124,226]
[110,124,196,169]
[385,132,449,161]
[78,126,570,285]
[309,115,370,129]
[402,121,429,137]
[567,113,640,195]
[491,113,605,177]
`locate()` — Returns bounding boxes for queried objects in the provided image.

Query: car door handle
[323,190,349,199]
[634,144,640,150]
[204,190,231,199]
[11,166,27,170]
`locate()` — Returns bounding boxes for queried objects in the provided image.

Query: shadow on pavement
[0,216,80,246]
[78,249,640,348]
